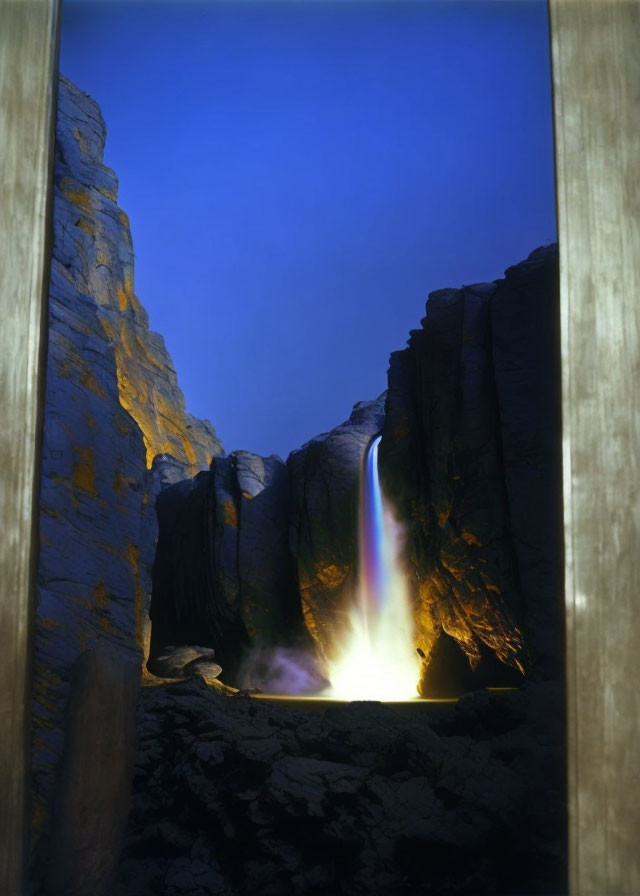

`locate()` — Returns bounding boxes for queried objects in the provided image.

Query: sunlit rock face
[380,245,562,692]
[287,396,386,670]
[50,76,222,475]
[150,451,314,684]
[32,76,223,868]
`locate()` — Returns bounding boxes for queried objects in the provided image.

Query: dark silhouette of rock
[150,451,315,685]
[151,645,221,681]
[491,247,563,678]
[118,678,566,896]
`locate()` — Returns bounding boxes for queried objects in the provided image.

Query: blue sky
[61,1,556,460]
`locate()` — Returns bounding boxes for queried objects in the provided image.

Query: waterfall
[327,435,420,700]
[359,435,386,618]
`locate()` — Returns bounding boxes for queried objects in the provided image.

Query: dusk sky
[61,0,556,460]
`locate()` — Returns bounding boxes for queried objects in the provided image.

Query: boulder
[117,678,567,896]
[150,645,221,681]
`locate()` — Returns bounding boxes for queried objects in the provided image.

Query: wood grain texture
[549,1,640,893]
[0,1,60,893]
[46,648,140,896]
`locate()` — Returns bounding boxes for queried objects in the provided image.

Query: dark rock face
[380,245,561,690]
[150,399,385,683]
[491,249,564,677]
[118,679,566,896]
[150,451,314,685]
[32,75,222,874]
[287,396,385,666]
[150,249,561,696]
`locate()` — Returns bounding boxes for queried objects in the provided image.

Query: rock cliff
[149,451,313,684]
[32,74,564,894]
[150,247,561,696]
[287,396,386,665]
[31,75,223,867]
[381,245,562,689]
[150,397,385,686]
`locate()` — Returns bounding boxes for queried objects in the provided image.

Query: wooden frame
[549,2,640,892]
[0,1,61,894]
[0,1,638,893]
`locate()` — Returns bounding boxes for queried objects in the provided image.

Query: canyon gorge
[31,76,565,895]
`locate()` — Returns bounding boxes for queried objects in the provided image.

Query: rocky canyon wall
[151,244,561,695]
[381,245,562,689]
[33,71,562,880]
[31,75,223,863]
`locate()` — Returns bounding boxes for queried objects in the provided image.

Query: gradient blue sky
[61,0,556,460]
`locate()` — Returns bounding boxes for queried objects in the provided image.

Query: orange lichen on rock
[414,582,440,650]
[117,285,129,312]
[95,250,111,270]
[39,615,64,631]
[437,498,454,528]
[79,368,106,399]
[98,310,212,476]
[60,180,92,212]
[77,216,94,235]
[125,542,148,656]
[113,468,127,497]
[58,167,223,478]
[72,126,88,153]
[301,601,323,646]
[315,562,349,590]
[222,498,238,530]
[72,446,96,494]
[94,581,108,609]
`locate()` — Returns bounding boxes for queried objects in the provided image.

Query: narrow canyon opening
[31,4,567,884]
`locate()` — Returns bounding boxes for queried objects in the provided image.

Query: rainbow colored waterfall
[327,435,421,700]
[360,436,386,617]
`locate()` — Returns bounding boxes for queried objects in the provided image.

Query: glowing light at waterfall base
[326,436,420,701]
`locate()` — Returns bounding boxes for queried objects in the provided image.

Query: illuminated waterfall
[327,435,421,700]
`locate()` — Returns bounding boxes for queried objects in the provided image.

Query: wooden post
[46,648,140,896]
[549,1,640,893]
[0,1,60,894]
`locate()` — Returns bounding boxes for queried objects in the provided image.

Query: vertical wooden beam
[0,1,60,893]
[549,1,640,893]
[46,648,140,896]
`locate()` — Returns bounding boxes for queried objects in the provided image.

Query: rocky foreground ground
[119,680,566,896]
